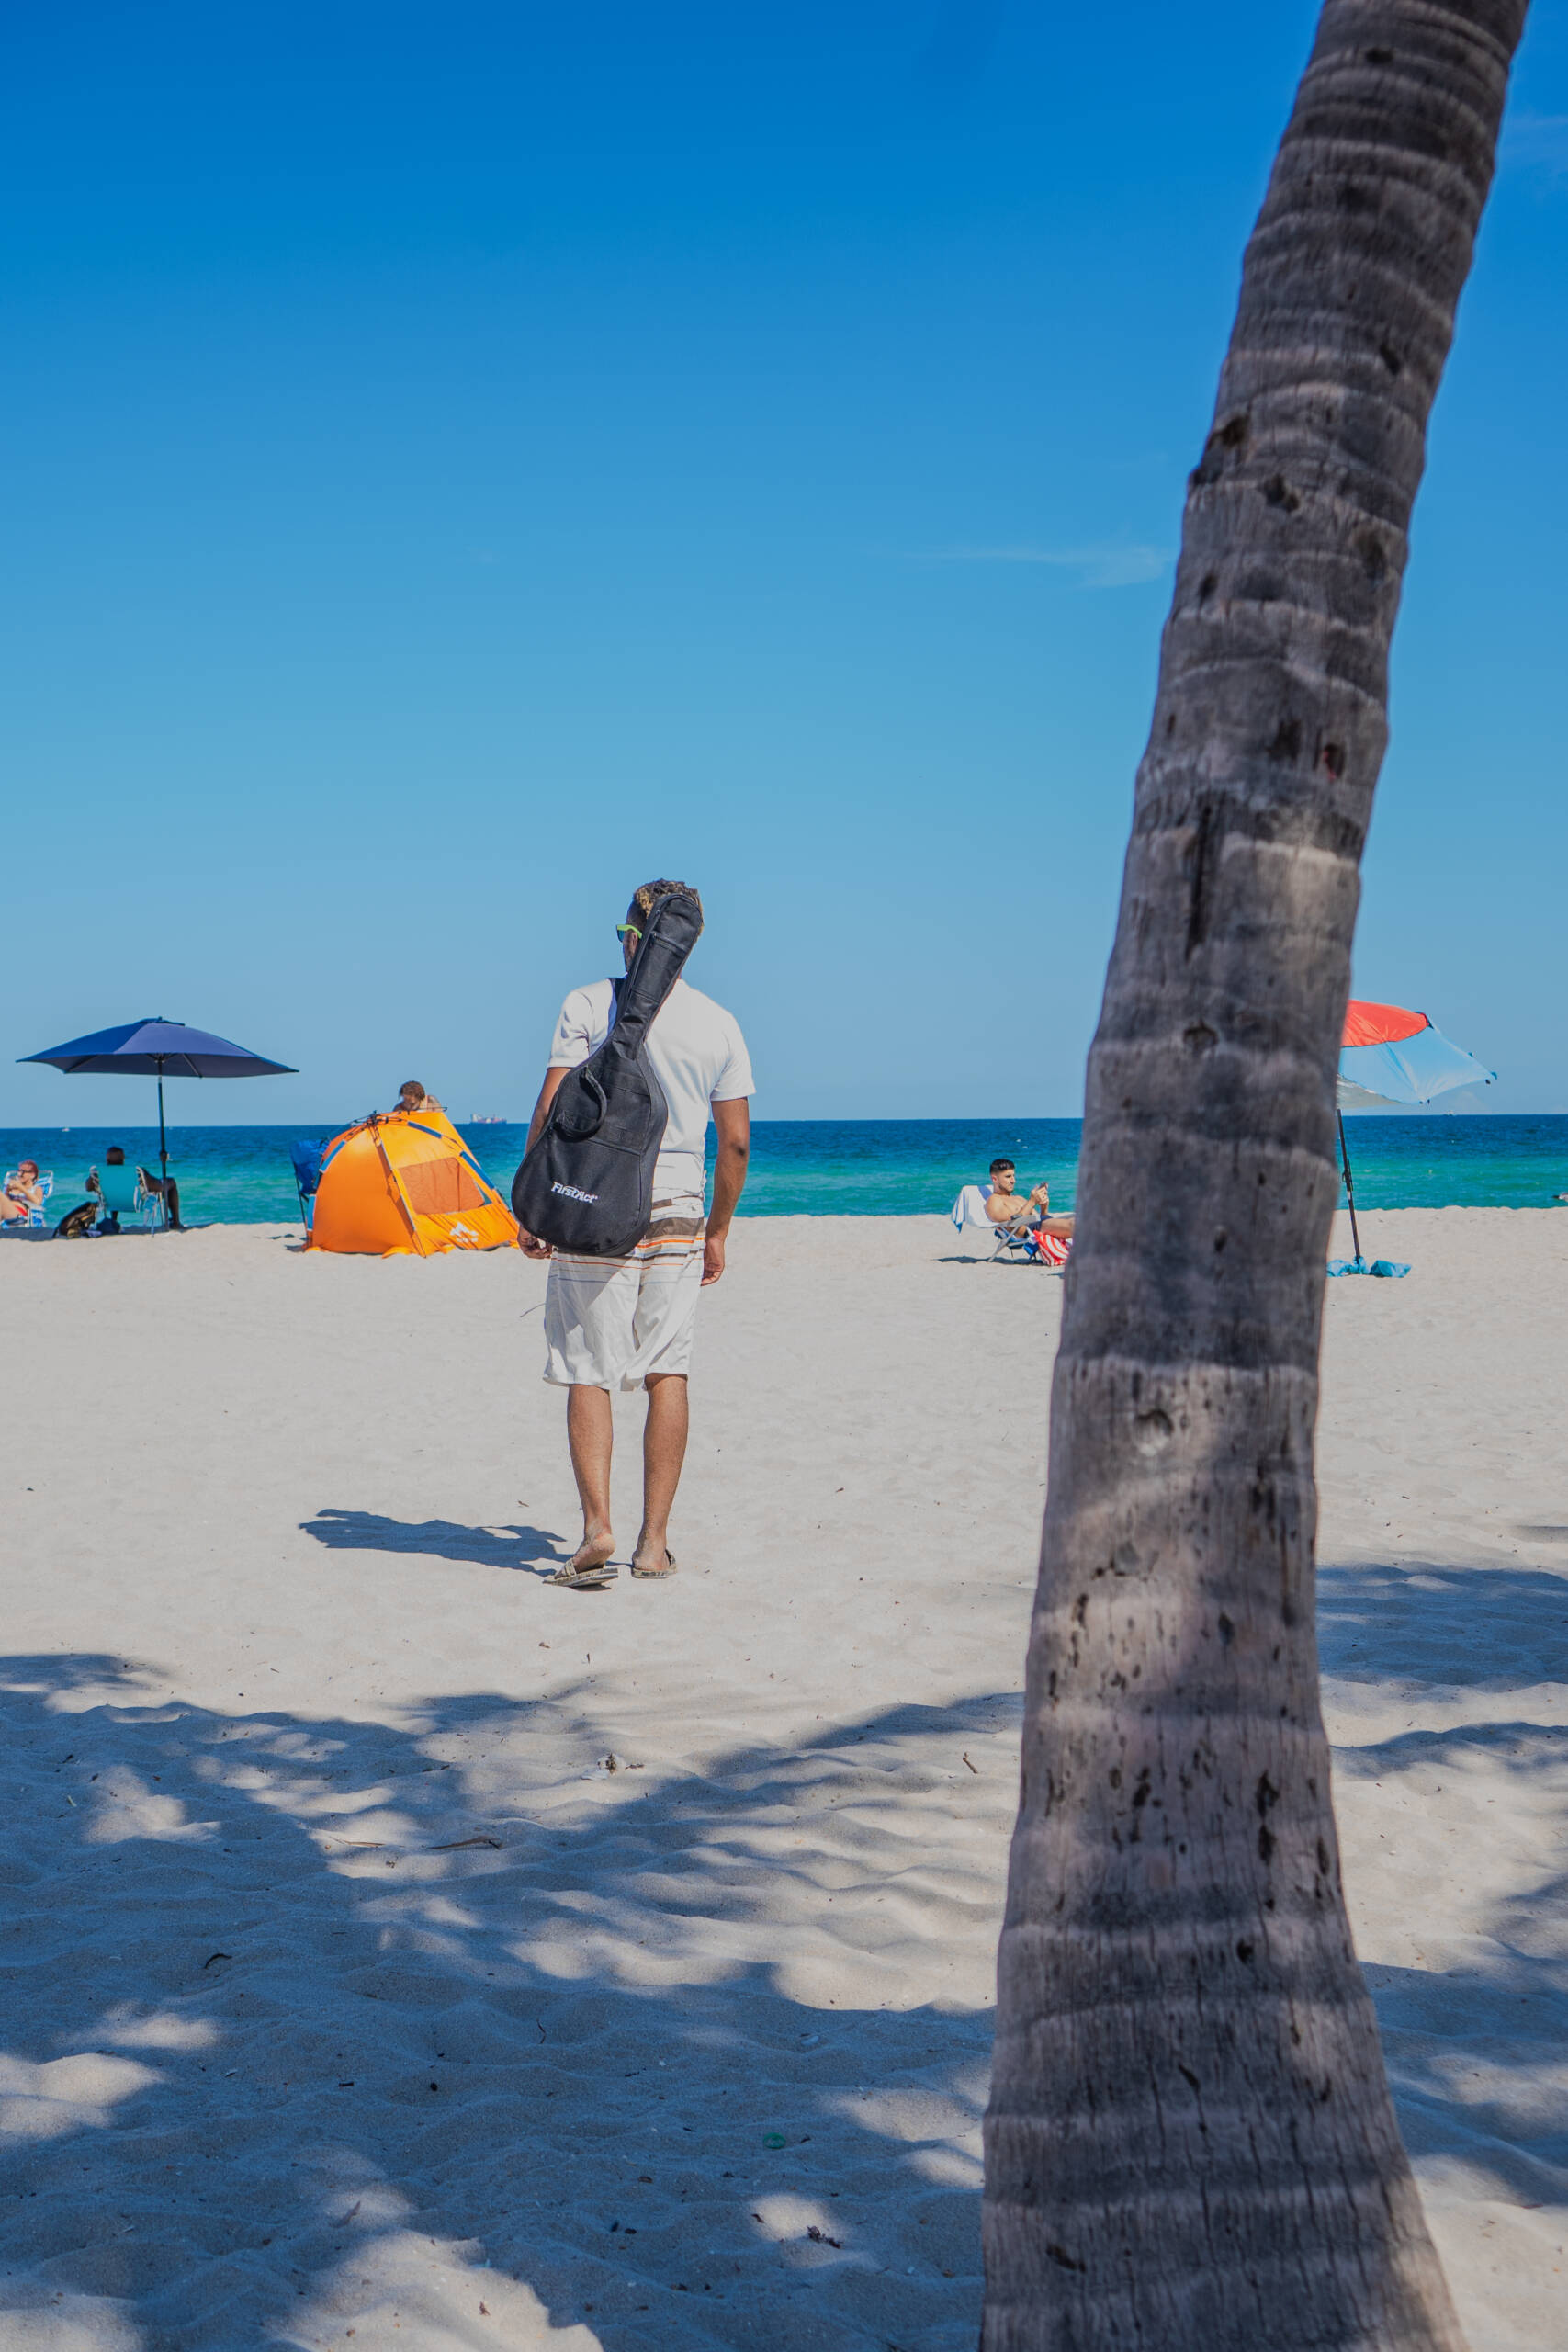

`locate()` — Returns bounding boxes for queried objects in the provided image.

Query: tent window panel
[399,1158,488,1216]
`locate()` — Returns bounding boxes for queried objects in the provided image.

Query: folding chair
[289,1138,325,1231]
[951,1183,1035,1263]
[95,1164,167,1233]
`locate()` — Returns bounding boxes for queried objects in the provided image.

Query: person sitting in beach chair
[2,1160,51,1228]
[87,1146,180,1232]
[984,1159,1074,1253]
[950,1161,1076,1264]
[951,1159,1074,1266]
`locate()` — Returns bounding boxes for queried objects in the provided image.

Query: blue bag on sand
[1326,1257,1410,1279]
[1370,1259,1410,1278]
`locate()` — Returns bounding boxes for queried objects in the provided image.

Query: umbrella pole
[157,1060,168,1185]
[1337,1108,1364,1265]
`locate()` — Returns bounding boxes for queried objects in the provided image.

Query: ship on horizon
[466,1114,509,1125]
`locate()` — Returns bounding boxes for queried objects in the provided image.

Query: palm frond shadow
[8,1559,1559,2342]
[1318,1560,1568,2214]
[1318,1560,1568,1692]
[0,1655,1010,2349]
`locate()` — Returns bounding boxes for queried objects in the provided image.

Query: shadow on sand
[0,1657,1005,2350]
[5,1561,1562,2344]
[301,1510,570,1574]
[1319,1559,1568,1691]
[1318,1559,1568,2219]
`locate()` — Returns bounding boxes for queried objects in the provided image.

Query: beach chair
[951,1183,1034,1263]
[95,1164,167,1234]
[288,1138,324,1231]
[2,1170,53,1232]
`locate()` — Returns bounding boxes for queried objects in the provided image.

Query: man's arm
[525,1067,567,1150]
[516,1067,569,1257]
[703,1098,750,1286]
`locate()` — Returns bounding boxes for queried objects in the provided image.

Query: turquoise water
[6,1116,1567,1227]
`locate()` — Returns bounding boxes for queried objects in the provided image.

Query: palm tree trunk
[982,6,1530,2349]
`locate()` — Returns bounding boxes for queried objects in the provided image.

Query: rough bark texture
[982,6,1530,2348]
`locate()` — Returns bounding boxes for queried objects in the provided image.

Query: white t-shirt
[547,976,754,1197]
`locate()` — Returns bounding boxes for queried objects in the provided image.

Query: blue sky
[4,0,1564,1128]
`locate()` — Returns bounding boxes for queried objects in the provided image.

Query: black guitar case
[511,890,705,1257]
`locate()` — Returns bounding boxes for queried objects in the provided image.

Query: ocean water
[5,1116,1568,1227]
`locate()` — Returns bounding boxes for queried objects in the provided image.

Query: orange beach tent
[310,1107,519,1256]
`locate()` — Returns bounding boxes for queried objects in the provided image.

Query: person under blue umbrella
[19,1016,296,1229]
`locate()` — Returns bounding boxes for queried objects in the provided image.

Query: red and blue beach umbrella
[1339,998,1495,1112]
[1332,999,1495,1273]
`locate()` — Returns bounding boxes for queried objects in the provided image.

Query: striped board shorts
[542,1193,707,1391]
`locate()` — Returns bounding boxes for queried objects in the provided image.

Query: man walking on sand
[518,879,752,1589]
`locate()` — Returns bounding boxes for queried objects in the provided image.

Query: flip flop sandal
[549,1558,619,1589]
[630,1549,679,1580]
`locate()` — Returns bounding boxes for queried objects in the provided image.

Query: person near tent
[309,1102,517,1256]
[394,1080,444,1116]
[517,877,753,1590]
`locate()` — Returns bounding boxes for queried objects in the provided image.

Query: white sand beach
[3,1208,1566,2351]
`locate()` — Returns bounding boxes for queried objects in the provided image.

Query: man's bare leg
[565,1384,616,1573]
[631,1373,688,1575]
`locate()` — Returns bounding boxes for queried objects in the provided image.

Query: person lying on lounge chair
[984,1158,1075,1243]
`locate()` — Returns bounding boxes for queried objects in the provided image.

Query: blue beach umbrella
[20,1016,296,1194]
[1331,999,1495,1273]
